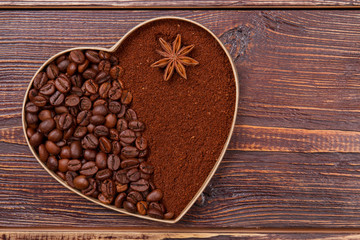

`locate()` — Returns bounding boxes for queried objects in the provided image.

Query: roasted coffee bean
[47,155,58,171]
[146,189,163,202]
[39,119,56,134]
[65,94,80,107]
[69,50,85,64]
[33,95,47,107]
[60,146,71,159]
[38,109,52,121]
[84,79,98,94]
[99,136,112,153]
[101,179,116,197]
[139,162,154,174]
[80,161,98,176]
[99,50,110,60]
[137,201,148,215]
[66,62,77,75]
[54,106,68,115]
[104,114,117,128]
[85,50,101,63]
[25,102,39,114]
[98,193,113,204]
[87,123,95,133]
[56,139,67,147]
[95,71,111,84]
[135,136,147,151]
[115,170,130,184]
[82,134,99,149]
[48,129,63,142]
[126,168,140,182]
[45,140,60,155]
[26,112,38,125]
[63,126,75,140]
[58,113,73,130]
[109,128,119,141]
[114,192,126,208]
[56,55,66,65]
[57,171,66,180]
[127,191,143,205]
[39,82,55,96]
[49,91,65,106]
[70,141,82,159]
[106,154,120,171]
[77,110,92,126]
[128,120,145,132]
[38,144,49,162]
[70,74,82,87]
[94,125,109,137]
[82,178,97,196]
[95,152,107,169]
[116,119,128,132]
[119,129,136,144]
[109,55,119,65]
[90,115,105,125]
[117,105,127,118]
[121,146,139,158]
[46,63,59,80]
[58,158,69,172]
[71,86,83,97]
[121,90,132,105]
[125,109,137,121]
[67,160,81,172]
[123,201,136,213]
[98,82,111,98]
[140,172,151,180]
[55,74,71,93]
[79,97,92,110]
[99,60,111,73]
[108,86,122,100]
[73,175,89,190]
[164,212,174,220]
[92,105,107,116]
[78,59,89,73]
[110,65,124,80]
[130,179,149,192]
[149,181,156,192]
[115,182,128,193]
[33,72,48,89]
[65,171,78,188]
[83,149,96,161]
[112,79,125,89]
[149,202,165,213]
[68,106,79,116]
[28,89,38,102]
[112,141,121,155]
[73,126,87,138]
[108,101,121,114]
[58,59,70,72]
[147,208,164,219]
[96,169,112,181]
[120,158,139,170]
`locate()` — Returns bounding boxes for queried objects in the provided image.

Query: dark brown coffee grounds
[116,19,236,217]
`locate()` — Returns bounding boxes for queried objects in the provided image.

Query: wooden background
[2,3,360,239]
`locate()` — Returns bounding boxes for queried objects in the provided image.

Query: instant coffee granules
[115,19,236,217]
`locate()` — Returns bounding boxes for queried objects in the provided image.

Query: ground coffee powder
[116,19,236,217]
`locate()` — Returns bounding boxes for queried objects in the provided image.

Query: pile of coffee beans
[24,49,174,220]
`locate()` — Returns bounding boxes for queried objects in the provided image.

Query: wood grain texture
[0,0,359,8]
[2,10,360,228]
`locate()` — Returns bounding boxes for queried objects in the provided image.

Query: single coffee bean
[28,89,38,102]
[99,60,111,73]
[65,171,78,188]
[99,136,112,153]
[58,158,69,172]
[49,91,65,106]
[93,105,108,116]
[57,59,70,72]
[135,136,147,151]
[121,146,139,158]
[33,72,48,89]
[77,59,89,73]
[26,128,35,139]
[98,193,113,204]
[87,123,95,133]
[57,171,66,180]
[98,82,111,99]
[90,115,105,125]
[117,105,127,118]
[121,90,132,105]
[66,62,77,76]
[73,126,87,138]
[123,201,136,213]
[104,114,117,128]
[38,109,52,121]
[83,149,96,161]
[139,162,154,174]
[82,134,99,149]
[128,120,145,132]
[25,102,39,113]
[140,172,151,180]
[48,129,63,142]
[115,182,128,193]
[39,118,56,134]
[79,97,92,110]
[125,109,137,121]
[109,128,119,141]
[112,141,121,155]
[54,74,71,93]
[46,63,59,80]
[130,179,149,192]
[65,94,80,107]
[56,55,66,65]
[58,113,73,130]
[149,202,165,213]
[115,170,130,184]
[67,159,81,171]
[60,146,71,159]
[63,126,75,140]
[85,50,101,63]
[146,189,163,202]
[71,86,83,97]
[82,178,97,196]
[126,168,140,182]
[119,129,136,144]
[114,192,126,208]
[101,179,116,197]
[108,86,122,100]
[33,95,47,107]
[95,71,111,84]
[137,201,148,215]
[82,68,98,80]
[109,55,119,65]
[56,139,67,147]
[46,155,58,171]
[147,208,164,219]
[38,144,49,162]
[164,212,174,220]
[110,65,124,80]
[120,158,139,170]
[108,101,121,114]
[116,119,128,132]
[69,50,85,64]
[39,82,55,96]
[73,175,89,190]
[70,141,82,159]
[70,74,82,87]
[94,125,109,137]
[127,191,143,205]
[80,161,98,176]
[99,50,110,60]
[107,154,120,171]
[95,152,107,169]
[26,112,38,125]
[84,79,98,94]
[96,169,112,181]
[77,110,92,126]
[45,140,60,155]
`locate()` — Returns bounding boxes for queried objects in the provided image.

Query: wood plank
[0,0,359,8]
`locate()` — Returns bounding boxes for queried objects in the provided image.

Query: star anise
[151,34,199,81]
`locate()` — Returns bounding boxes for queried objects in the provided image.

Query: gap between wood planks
[3,125,360,153]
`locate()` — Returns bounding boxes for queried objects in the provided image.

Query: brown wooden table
[2,1,360,239]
